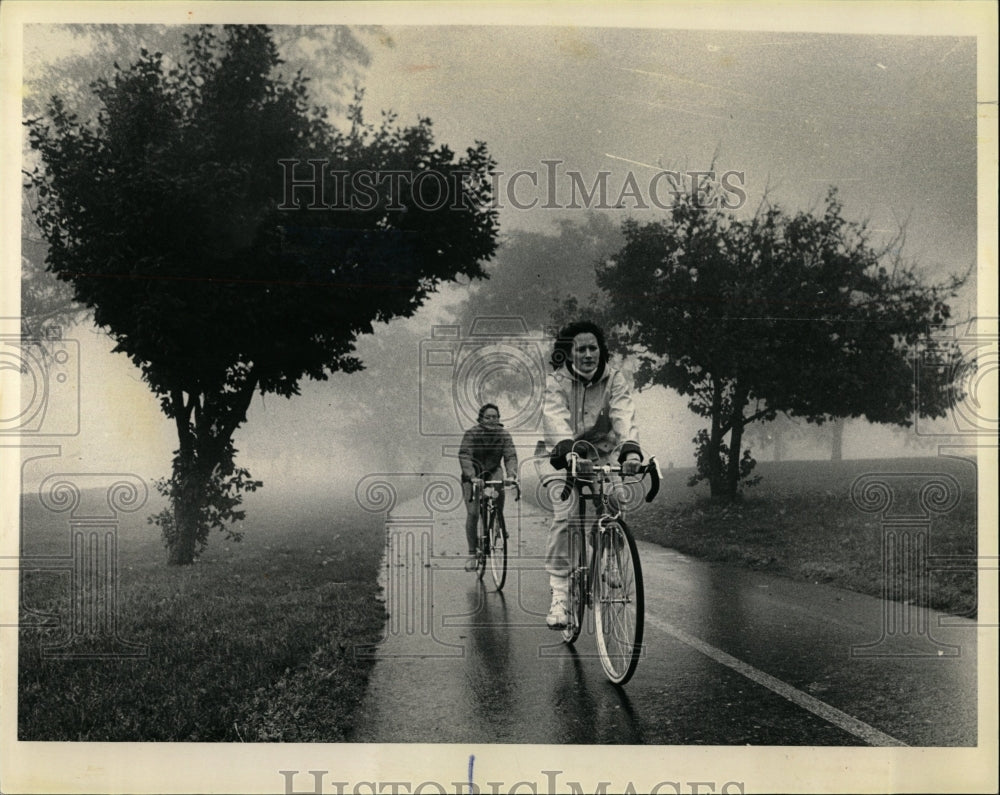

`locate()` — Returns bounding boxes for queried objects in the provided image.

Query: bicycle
[472,477,520,591]
[557,441,660,685]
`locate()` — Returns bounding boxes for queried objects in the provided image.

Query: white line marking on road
[645,614,909,747]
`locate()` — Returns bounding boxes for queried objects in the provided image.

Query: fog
[17,286,974,502]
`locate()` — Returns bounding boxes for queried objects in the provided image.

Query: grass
[17,456,978,741]
[17,485,387,742]
[627,456,979,618]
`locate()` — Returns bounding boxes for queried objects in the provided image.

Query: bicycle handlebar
[479,478,521,501]
[559,454,661,503]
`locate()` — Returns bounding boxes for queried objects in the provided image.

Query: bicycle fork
[568,525,596,612]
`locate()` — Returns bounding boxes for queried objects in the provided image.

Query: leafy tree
[593,187,967,499]
[20,24,373,364]
[26,25,498,563]
[20,201,85,340]
[742,413,849,462]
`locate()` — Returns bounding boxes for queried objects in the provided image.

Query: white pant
[542,467,625,577]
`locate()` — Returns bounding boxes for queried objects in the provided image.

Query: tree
[829,417,845,462]
[20,24,375,385]
[593,187,967,499]
[742,413,847,462]
[20,204,86,341]
[453,212,623,333]
[26,25,499,563]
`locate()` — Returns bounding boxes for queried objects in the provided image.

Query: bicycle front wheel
[476,507,489,581]
[561,525,587,644]
[594,520,643,685]
[489,512,507,591]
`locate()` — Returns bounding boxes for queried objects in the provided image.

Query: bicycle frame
[565,465,630,616]
[574,475,619,597]
[565,455,659,581]
[558,443,660,684]
[473,478,519,589]
[475,478,519,538]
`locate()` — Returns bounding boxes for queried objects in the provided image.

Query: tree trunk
[831,418,844,462]
[708,434,724,498]
[166,454,209,565]
[707,381,725,498]
[727,422,744,497]
[167,488,199,565]
[725,386,749,498]
[773,427,784,462]
[163,380,258,564]
[166,390,207,566]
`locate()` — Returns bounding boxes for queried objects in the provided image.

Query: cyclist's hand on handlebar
[621,454,642,476]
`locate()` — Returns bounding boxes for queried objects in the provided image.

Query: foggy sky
[8,12,991,494]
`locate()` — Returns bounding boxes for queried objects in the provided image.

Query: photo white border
[1,2,996,793]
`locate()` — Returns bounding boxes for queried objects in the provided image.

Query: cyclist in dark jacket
[458,403,519,571]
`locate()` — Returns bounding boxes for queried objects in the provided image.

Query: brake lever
[560,454,578,502]
[644,456,661,502]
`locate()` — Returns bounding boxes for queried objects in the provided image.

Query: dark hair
[477,403,500,421]
[550,321,609,370]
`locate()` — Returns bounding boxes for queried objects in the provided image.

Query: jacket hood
[566,360,607,386]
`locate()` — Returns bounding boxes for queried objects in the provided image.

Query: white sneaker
[464,555,478,572]
[546,596,569,629]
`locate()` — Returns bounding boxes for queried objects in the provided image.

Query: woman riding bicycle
[458,403,519,572]
[542,321,643,628]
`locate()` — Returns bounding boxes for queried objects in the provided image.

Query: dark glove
[549,439,575,470]
[618,442,643,465]
[621,456,642,476]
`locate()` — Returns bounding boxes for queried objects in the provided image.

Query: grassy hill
[17,485,387,741]
[628,456,979,618]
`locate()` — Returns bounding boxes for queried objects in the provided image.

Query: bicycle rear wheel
[594,519,643,685]
[489,511,507,590]
[561,525,587,644]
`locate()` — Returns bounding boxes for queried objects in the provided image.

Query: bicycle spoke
[489,513,507,590]
[476,508,488,580]
[560,526,587,644]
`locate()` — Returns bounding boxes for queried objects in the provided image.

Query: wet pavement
[350,485,978,746]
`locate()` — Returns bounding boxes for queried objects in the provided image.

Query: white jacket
[542,362,641,467]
